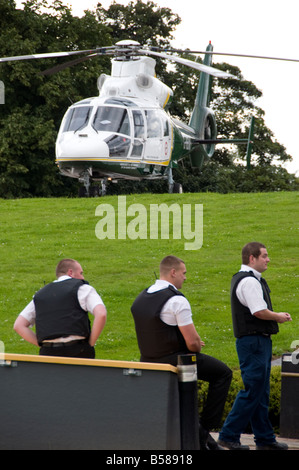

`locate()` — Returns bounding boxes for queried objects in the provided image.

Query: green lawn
[1,191,298,368]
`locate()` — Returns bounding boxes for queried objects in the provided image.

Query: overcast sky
[15,0,299,174]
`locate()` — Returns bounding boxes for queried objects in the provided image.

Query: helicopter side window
[130,110,144,158]
[145,110,162,138]
[93,106,130,136]
[132,110,145,139]
[162,116,170,136]
[63,106,91,132]
[105,135,131,158]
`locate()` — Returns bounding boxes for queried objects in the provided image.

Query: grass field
[0,191,298,368]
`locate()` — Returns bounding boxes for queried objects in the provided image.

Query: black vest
[131,285,189,365]
[231,271,278,338]
[34,278,91,345]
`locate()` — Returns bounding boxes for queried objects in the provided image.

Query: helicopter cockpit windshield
[63,106,91,133]
[92,106,130,136]
[93,105,131,157]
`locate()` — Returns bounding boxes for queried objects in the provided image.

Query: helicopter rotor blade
[0,46,115,64]
[40,53,98,76]
[141,49,236,79]
[168,49,299,64]
[0,49,95,63]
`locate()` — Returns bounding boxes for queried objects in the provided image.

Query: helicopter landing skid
[78,169,107,197]
[167,167,183,194]
[78,168,182,196]
[78,170,91,197]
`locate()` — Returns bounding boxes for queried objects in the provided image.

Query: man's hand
[254,309,292,323]
[276,312,292,323]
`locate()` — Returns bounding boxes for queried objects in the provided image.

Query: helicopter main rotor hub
[114,39,142,60]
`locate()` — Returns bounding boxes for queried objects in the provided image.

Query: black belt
[239,333,271,338]
[251,332,271,337]
[41,339,87,348]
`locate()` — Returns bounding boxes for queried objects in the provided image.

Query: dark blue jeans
[219,335,276,446]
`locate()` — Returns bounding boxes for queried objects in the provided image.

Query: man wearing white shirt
[218,242,291,450]
[131,255,232,450]
[14,259,107,358]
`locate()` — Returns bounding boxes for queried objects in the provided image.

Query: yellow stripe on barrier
[3,353,177,373]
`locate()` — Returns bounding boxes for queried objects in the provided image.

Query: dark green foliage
[0,0,111,197]
[173,158,299,194]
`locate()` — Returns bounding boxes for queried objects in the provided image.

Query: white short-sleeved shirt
[147,280,193,326]
[19,275,104,326]
[235,265,268,315]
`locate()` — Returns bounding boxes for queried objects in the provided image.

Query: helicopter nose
[56,133,110,160]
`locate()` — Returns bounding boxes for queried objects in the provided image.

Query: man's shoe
[198,423,209,450]
[218,439,250,450]
[207,434,225,450]
[256,441,288,450]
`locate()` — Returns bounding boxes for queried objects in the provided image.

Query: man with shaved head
[14,258,107,358]
[131,255,232,450]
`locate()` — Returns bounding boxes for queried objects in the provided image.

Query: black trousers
[39,340,95,359]
[142,351,232,431]
[195,352,232,430]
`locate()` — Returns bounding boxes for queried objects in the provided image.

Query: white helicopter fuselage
[55,55,191,183]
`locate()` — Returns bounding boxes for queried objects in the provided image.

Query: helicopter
[55,40,253,196]
[0,40,257,195]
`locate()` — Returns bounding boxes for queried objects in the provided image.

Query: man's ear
[170,268,176,278]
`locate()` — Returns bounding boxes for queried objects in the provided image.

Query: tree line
[0,0,298,198]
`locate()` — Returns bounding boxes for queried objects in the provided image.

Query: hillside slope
[1,192,298,367]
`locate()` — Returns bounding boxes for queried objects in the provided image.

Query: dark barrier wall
[280,353,299,439]
[0,354,181,450]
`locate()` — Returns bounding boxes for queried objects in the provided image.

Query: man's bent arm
[14,316,39,346]
[89,304,107,347]
[179,323,204,353]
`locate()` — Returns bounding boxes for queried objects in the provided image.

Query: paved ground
[210,432,299,450]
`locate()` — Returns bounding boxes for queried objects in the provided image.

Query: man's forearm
[14,320,39,346]
[254,309,292,323]
[89,305,107,346]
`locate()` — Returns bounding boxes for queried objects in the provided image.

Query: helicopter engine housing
[97,64,173,109]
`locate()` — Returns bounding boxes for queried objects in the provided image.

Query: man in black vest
[14,259,107,358]
[131,255,232,450]
[218,242,291,450]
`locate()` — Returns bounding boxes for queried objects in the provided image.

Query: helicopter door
[144,109,171,163]
[92,105,131,158]
[161,113,172,163]
[130,110,145,159]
